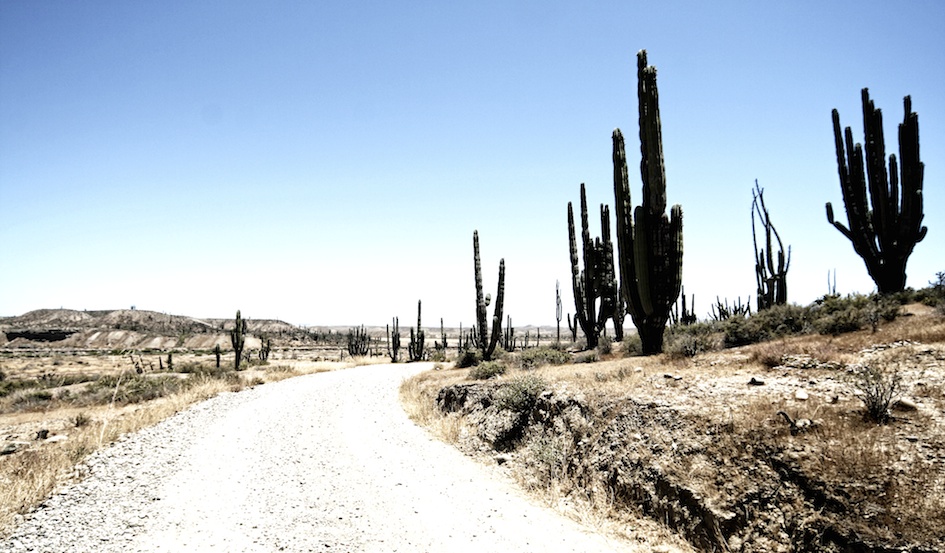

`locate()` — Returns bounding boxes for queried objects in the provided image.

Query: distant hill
[0,308,312,350]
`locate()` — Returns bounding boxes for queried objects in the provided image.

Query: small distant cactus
[671,286,697,326]
[347,325,370,357]
[387,317,401,362]
[555,280,563,347]
[213,344,221,369]
[230,310,246,371]
[408,300,426,362]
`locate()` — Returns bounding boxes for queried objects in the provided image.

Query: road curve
[3,363,638,552]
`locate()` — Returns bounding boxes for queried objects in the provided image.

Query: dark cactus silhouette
[230,310,246,371]
[347,325,369,357]
[387,317,401,363]
[752,181,791,310]
[826,88,926,294]
[473,230,504,361]
[671,286,697,326]
[408,300,425,362]
[555,280,563,347]
[568,183,619,349]
[612,50,683,355]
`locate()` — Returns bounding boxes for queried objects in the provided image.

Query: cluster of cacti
[502,315,516,352]
[611,50,683,355]
[230,310,246,371]
[826,89,926,294]
[387,318,401,362]
[670,286,697,326]
[711,296,751,321]
[346,325,370,356]
[752,181,791,310]
[258,337,272,361]
[473,230,505,361]
[408,300,425,362]
[568,183,620,349]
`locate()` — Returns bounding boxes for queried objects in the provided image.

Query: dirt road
[3,364,638,552]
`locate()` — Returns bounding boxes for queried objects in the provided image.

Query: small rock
[494,454,512,465]
[36,429,49,440]
[893,397,918,411]
[794,389,809,401]
[633,367,643,373]
[748,377,765,386]
[905,435,919,443]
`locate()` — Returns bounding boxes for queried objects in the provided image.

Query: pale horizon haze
[1,1,943,328]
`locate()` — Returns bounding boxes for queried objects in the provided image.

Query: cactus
[671,286,697,326]
[346,325,369,357]
[213,343,221,369]
[826,89,926,294]
[230,310,246,371]
[555,280,563,347]
[473,230,504,361]
[502,315,516,352]
[408,300,425,362]
[711,296,751,322]
[568,183,619,349]
[258,336,272,361]
[752,181,791,310]
[612,50,683,355]
[387,318,401,363]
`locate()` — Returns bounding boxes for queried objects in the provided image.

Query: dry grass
[0,351,351,535]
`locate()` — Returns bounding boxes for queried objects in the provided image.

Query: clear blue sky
[1,1,942,327]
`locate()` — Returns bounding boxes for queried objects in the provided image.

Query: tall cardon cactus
[612,50,683,355]
[826,88,926,294]
[752,181,790,310]
[568,183,618,349]
[408,300,425,362]
[473,230,504,361]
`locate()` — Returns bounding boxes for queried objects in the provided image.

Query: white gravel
[2,363,638,552]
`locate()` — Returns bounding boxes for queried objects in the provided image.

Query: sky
[1,1,943,328]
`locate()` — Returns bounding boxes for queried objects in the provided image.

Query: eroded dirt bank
[433,342,945,552]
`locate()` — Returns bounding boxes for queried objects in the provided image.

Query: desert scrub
[850,355,904,424]
[468,361,506,380]
[494,375,546,412]
[810,293,899,335]
[664,322,721,357]
[92,374,190,405]
[454,349,482,369]
[517,347,570,370]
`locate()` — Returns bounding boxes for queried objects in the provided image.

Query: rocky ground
[423,307,945,552]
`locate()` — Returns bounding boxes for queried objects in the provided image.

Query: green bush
[518,347,570,370]
[597,335,613,355]
[494,375,546,412]
[665,322,721,357]
[469,361,506,380]
[574,350,599,364]
[810,293,899,335]
[455,349,482,368]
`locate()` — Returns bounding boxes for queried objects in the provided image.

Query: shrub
[810,293,899,335]
[518,347,570,370]
[597,335,613,355]
[574,350,599,364]
[455,350,482,369]
[665,322,721,357]
[469,361,506,380]
[850,361,902,424]
[494,375,546,412]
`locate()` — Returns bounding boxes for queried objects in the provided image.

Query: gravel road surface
[2,363,638,552]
